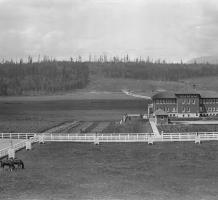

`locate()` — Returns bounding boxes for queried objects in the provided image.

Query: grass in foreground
[1,142,218,200]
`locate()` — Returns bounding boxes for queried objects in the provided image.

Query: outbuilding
[154,109,168,125]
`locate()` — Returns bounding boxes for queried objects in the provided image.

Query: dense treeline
[1,58,218,96]
[0,61,89,95]
[89,62,218,81]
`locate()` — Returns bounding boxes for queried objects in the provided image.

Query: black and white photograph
[1,0,218,199]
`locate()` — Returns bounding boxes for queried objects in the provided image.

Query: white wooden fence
[0,136,38,159]
[1,132,218,143]
[1,132,218,159]
[0,133,36,139]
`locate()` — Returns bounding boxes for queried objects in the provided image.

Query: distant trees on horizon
[0,60,89,96]
[1,55,218,96]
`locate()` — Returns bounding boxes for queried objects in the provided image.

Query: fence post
[26,140,31,150]
[8,148,15,159]
[148,134,153,145]
[38,135,45,144]
[94,134,99,145]
[195,133,201,144]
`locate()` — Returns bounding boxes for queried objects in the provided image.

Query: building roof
[199,91,218,98]
[175,88,200,95]
[154,109,168,116]
[152,92,176,99]
[152,90,218,99]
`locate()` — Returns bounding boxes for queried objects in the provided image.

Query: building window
[187,107,190,112]
[172,107,176,112]
[187,99,190,104]
[200,99,203,104]
[182,107,185,112]
[208,107,211,112]
[213,107,216,112]
[182,99,185,104]
[192,99,195,104]
[200,107,203,112]
[167,107,169,112]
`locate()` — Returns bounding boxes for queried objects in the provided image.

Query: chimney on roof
[193,84,197,90]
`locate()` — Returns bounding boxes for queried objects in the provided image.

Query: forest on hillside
[0,61,89,95]
[1,58,218,96]
[89,62,218,81]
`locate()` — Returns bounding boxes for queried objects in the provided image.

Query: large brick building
[151,90,218,118]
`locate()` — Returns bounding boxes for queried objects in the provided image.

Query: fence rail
[1,132,218,143]
[0,136,39,159]
[0,133,36,139]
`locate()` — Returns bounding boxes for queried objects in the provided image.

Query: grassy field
[158,124,218,133]
[0,98,147,133]
[182,76,218,93]
[82,76,192,95]
[1,142,218,200]
[82,75,218,95]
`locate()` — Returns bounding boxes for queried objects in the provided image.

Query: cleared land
[0,97,148,133]
[1,142,218,200]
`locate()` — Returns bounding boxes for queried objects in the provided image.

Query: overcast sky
[0,0,218,62]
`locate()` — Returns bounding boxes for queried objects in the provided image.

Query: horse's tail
[21,161,24,169]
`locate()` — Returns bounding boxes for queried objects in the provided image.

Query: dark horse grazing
[13,158,25,169]
[0,159,15,171]
[0,158,24,171]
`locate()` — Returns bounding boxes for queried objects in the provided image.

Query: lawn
[1,142,218,200]
[158,124,218,133]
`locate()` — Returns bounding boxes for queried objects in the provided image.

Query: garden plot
[43,121,79,133]
[67,121,94,133]
[90,122,111,133]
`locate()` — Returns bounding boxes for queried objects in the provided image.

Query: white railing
[0,133,36,139]
[41,133,152,142]
[0,147,9,158]
[0,136,39,159]
[1,132,218,143]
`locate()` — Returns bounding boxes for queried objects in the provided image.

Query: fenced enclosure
[0,136,38,158]
[1,132,218,159]
[1,132,218,142]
